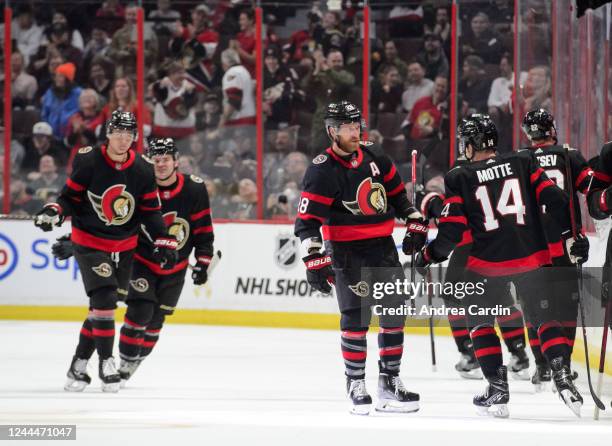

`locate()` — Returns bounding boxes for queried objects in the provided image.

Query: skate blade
[476,404,509,418]
[558,389,582,418]
[510,369,531,381]
[349,403,371,416]
[459,369,483,380]
[64,378,88,392]
[101,381,120,393]
[375,398,419,413]
[533,382,550,393]
[120,379,128,389]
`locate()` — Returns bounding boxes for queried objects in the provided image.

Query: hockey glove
[52,234,73,260]
[403,212,428,255]
[414,246,434,275]
[191,254,212,285]
[303,251,335,294]
[152,236,179,270]
[566,234,589,264]
[34,203,64,232]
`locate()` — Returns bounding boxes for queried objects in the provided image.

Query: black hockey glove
[34,203,64,232]
[565,233,589,264]
[192,254,212,285]
[52,234,73,260]
[303,251,335,294]
[403,212,428,255]
[414,246,434,275]
[152,236,179,270]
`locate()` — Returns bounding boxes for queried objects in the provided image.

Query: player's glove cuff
[154,237,178,250]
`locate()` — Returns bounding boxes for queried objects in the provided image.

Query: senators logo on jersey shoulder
[163,211,190,250]
[342,178,387,215]
[88,185,136,226]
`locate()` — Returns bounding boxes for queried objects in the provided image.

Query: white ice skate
[455,353,483,380]
[508,351,530,381]
[64,356,91,392]
[375,374,420,413]
[346,378,372,415]
[99,357,121,393]
[119,358,142,388]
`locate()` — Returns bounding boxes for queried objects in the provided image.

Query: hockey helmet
[324,101,364,136]
[457,113,498,155]
[521,108,557,142]
[146,137,179,159]
[106,110,137,136]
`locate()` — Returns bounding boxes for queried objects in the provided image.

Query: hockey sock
[341,329,368,379]
[470,324,503,379]
[448,313,471,354]
[562,321,577,362]
[527,324,547,366]
[91,308,116,360]
[538,321,570,365]
[496,306,527,354]
[75,312,96,360]
[120,302,154,361]
[378,327,404,375]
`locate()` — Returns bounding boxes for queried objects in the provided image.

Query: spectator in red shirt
[95,0,126,36]
[230,8,256,77]
[175,3,219,59]
[65,89,104,168]
[403,76,448,140]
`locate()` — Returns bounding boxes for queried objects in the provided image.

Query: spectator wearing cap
[95,0,126,36]
[402,75,449,141]
[263,47,299,130]
[371,65,403,117]
[41,62,82,139]
[459,55,491,114]
[107,4,158,78]
[10,4,43,65]
[374,40,408,84]
[401,60,434,115]
[21,122,68,173]
[417,32,449,81]
[26,155,66,204]
[149,0,181,36]
[229,8,256,77]
[462,12,505,65]
[65,89,104,167]
[152,61,197,139]
[10,51,38,109]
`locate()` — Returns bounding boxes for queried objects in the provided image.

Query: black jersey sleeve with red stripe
[189,179,214,258]
[427,168,468,261]
[137,160,167,241]
[568,148,601,194]
[56,148,95,216]
[294,164,338,241]
[377,154,417,219]
[586,142,612,219]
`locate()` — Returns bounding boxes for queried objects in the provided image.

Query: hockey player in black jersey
[416,114,584,417]
[34,111,178,393]
[294,101,428,415]
[521,109,597,390]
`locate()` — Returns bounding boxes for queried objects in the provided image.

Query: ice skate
[346,378,372,415]
[376,373,420,413]
[119,358,142,388]
[474,366,510,418]
[550,357,583,417]
[508,349,530,381]
[531,364,551,392]
[455,351,483,380]
[99,357,121,393]
[64,356,91,392]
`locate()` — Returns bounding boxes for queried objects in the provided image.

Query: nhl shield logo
[274,233,299,269]
[88,184,136,226]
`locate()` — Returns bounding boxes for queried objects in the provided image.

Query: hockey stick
[594,297,612,419]
[426,266,437,371]
[0,213,35,220]
[564,146,606,411]
[410,150,417,312]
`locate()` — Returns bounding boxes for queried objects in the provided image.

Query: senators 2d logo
[163,211,190,250]
[342,178,387,215]
[88,185,135,226]
[0,233,18,281]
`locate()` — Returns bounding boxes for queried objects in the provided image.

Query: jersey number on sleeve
[475,179,526,231]
[298,197,310,214]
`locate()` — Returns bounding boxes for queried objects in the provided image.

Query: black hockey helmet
[457,113,497,155]
[324,101,364,137]
[106,110,137,136]
[146,137,178,159]
[521,108,557,142]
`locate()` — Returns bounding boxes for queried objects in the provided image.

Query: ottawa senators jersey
[134,173,214,275]
[294,142,417,243]
[428,150,571,276]
[57,145,167,253]
[587,141,612,220]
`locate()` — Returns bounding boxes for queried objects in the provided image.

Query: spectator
[30,50,65,101]
[402,60,434,114]
[263,47,298,130]
[51,11,84,51]
[303,48,355,153]
[26,155,66,204]
[182,39,222,95]
[95,0,126,36]
[313,11,345,57]
[65,89,103,166]
[178,154,199,177]
[522,65,552,113]
[282,151,309,186]
[82,25,111,76]
[459,55,491,114]
[417,32,450,81]
[43,22,83,74]
[371,65,403,115]
[199,93,222,132]
[11,4,43,64]
[375,40,408,84]
[107,4,158,78]
[462,12,504,65]
[10,179,42,215]
[21,122,68,173]
[152,61,197,139]
[174,4,219,59]
[387,4,424,38]
[11,51,38,109]
[149,0,181,37]
[181,132,211,172]
[425,7,451,51]
[403,76,448,141]
[41,62,82,139]
[86,58,113,101]
[229,178,257,220]
[230,9,256,77]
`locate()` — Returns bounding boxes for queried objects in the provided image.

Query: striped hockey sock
[378,327,404,375]
[496,306,527,353]
[341,329,368,379]
[538,321,570,364]
[527,324,547,366]
[91,309,116,359]
[119,316,146,361]
[140,328,162,358]
[562,320,577,358]
[75,313,96,360]
[470,325,503,379]
[448,313,471,353]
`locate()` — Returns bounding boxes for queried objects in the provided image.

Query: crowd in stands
[0,0,555,220]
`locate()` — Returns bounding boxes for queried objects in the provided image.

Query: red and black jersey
[134,173,214,275]
[587,141,612,220]
[526,143,605,258]
[57,145,167,253]
[294,142,417,243]
[428,150,571,276]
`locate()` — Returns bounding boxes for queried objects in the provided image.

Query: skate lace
[391,376,407,395]
[102,358,118,376]
[351,379,368,397]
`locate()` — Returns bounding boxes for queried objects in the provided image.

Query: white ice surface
[1,321,611,445]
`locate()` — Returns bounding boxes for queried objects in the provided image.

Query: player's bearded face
[153,154,178,180]
[107,129,135,156]
[334,122,361,153]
